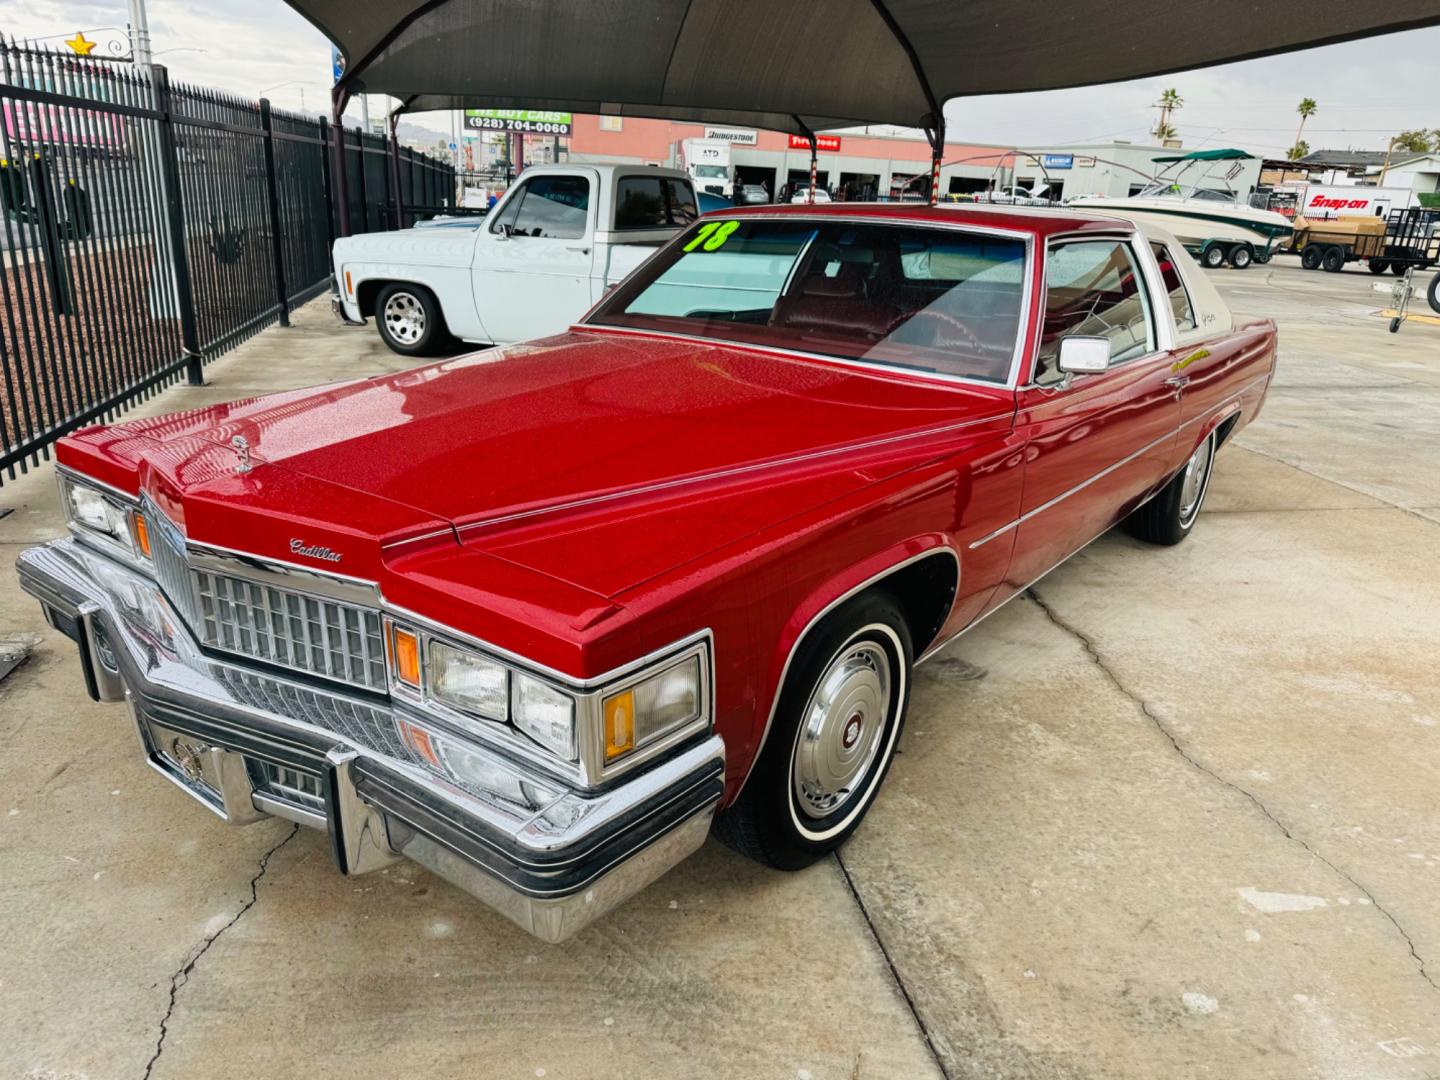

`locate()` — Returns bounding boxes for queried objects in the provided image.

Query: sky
[6,0,1439,154]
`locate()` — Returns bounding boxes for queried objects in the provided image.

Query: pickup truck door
[998,237,1183,592]
[471,169,598,344]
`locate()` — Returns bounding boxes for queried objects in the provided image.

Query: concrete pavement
[1,263,1437,1079]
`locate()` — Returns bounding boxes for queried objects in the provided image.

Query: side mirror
[494,222,513,241]
[1057,335,1111,375]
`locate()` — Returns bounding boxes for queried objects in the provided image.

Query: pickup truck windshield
[588,219,1027,383]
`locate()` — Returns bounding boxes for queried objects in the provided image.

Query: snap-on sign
[788,135,843,152]
[1309,194,1374,211]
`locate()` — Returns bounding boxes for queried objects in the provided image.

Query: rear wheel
[374,283,453,357]
[1428,272,1440,314]
[1123,431,1217,546]
[715,592,912,870]
[1321,246,1346,273]
[1300,244,1323,271]
[1228,243,1253,269]
[1369,259,1390,275]
[1201,244,1227,270]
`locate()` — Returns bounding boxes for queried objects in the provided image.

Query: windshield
[693,165,728,179]
[1135,182,1236,203]
[588,218,1027,383]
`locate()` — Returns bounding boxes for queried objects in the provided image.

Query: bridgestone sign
[465,110,573,135]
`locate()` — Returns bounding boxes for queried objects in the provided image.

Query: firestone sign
[788,134,843,152]
[465,110,573,135]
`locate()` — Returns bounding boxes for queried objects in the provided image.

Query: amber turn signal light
[390,624,421,687]
[603,689,635,762]
[132,513,151,558]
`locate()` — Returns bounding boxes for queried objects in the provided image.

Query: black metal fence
[0,40,454,484]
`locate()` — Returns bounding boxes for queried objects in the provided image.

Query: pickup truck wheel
[715,592,912,870]
[375,283,452,356]
[1122,430,1216,546]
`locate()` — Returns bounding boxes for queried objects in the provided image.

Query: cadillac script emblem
[231,435,252,474]
[290,539,343,563]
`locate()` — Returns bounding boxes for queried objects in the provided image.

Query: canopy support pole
[388,110,403,229]
[331,87,351,237]
[926,117,945,206]
[808,134,818,204]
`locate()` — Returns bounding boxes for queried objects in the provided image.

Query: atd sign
[788,134,842,153]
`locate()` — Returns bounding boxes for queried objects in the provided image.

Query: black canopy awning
[295,0,1440,133]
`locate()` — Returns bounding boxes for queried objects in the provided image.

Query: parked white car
[331,165,699,355]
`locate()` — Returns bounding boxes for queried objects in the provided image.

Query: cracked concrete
[1,263,1438,1079]
[142,825,299,1080]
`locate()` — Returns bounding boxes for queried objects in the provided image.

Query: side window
[615,176,700,229]
[1149,241,1198,333]
[664,178,699,225]
[615,177,668,229]
[1034,240,1155,385]
[493,176,590,239]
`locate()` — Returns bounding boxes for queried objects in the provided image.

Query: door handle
[566,245,591,255]
[1164,375,1190,390]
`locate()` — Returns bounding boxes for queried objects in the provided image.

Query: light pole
[127,0,152,67]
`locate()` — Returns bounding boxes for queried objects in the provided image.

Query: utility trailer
[1294,208,1440,276]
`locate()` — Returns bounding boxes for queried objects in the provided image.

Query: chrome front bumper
[17,538,724,942]
[329,282,365,326]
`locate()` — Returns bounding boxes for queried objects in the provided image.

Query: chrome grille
[149,506,201,627]
[193,569,386,690]
[144,502,386,692]
[252,760,326,812]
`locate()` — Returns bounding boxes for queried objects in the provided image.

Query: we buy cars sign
[788,134,842,152]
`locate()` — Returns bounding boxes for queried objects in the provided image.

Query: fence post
[354,127,369,232]
[318,116,335,246]
[258,100,290,327]
[152,66,204,385]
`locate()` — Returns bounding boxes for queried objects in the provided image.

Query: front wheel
[374,283,452,356]
[1123,430,1217,546]
[715,592,912,870]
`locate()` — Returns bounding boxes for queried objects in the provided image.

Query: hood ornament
[231,435,253,474]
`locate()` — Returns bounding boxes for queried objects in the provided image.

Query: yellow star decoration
[64,32,97,56]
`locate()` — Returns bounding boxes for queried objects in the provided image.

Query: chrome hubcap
[1179,435,1214,526]
[382,292,425,345]
[792,642,892,819]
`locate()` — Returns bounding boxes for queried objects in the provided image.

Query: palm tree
[1292,98,1318,159]
[1154,88,1183,139]
[1287,139,1310,161]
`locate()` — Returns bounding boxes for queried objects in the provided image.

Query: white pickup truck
[331,165,699,355]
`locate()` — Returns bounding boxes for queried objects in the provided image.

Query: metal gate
[0,40,454,484]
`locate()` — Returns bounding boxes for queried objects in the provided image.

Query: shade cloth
[293,0,1440,133]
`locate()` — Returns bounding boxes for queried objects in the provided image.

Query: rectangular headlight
[512,672,576,760]
[62,476,141,560]
[427,639,509,723]
[602,655,702,763]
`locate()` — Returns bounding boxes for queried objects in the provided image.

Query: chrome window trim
[581,215,1037,391]
[1026,234,1169,389]
[969,371,1270,550]
[732,545,960,802]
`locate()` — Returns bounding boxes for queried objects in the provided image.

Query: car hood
[109,331,1013,595]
